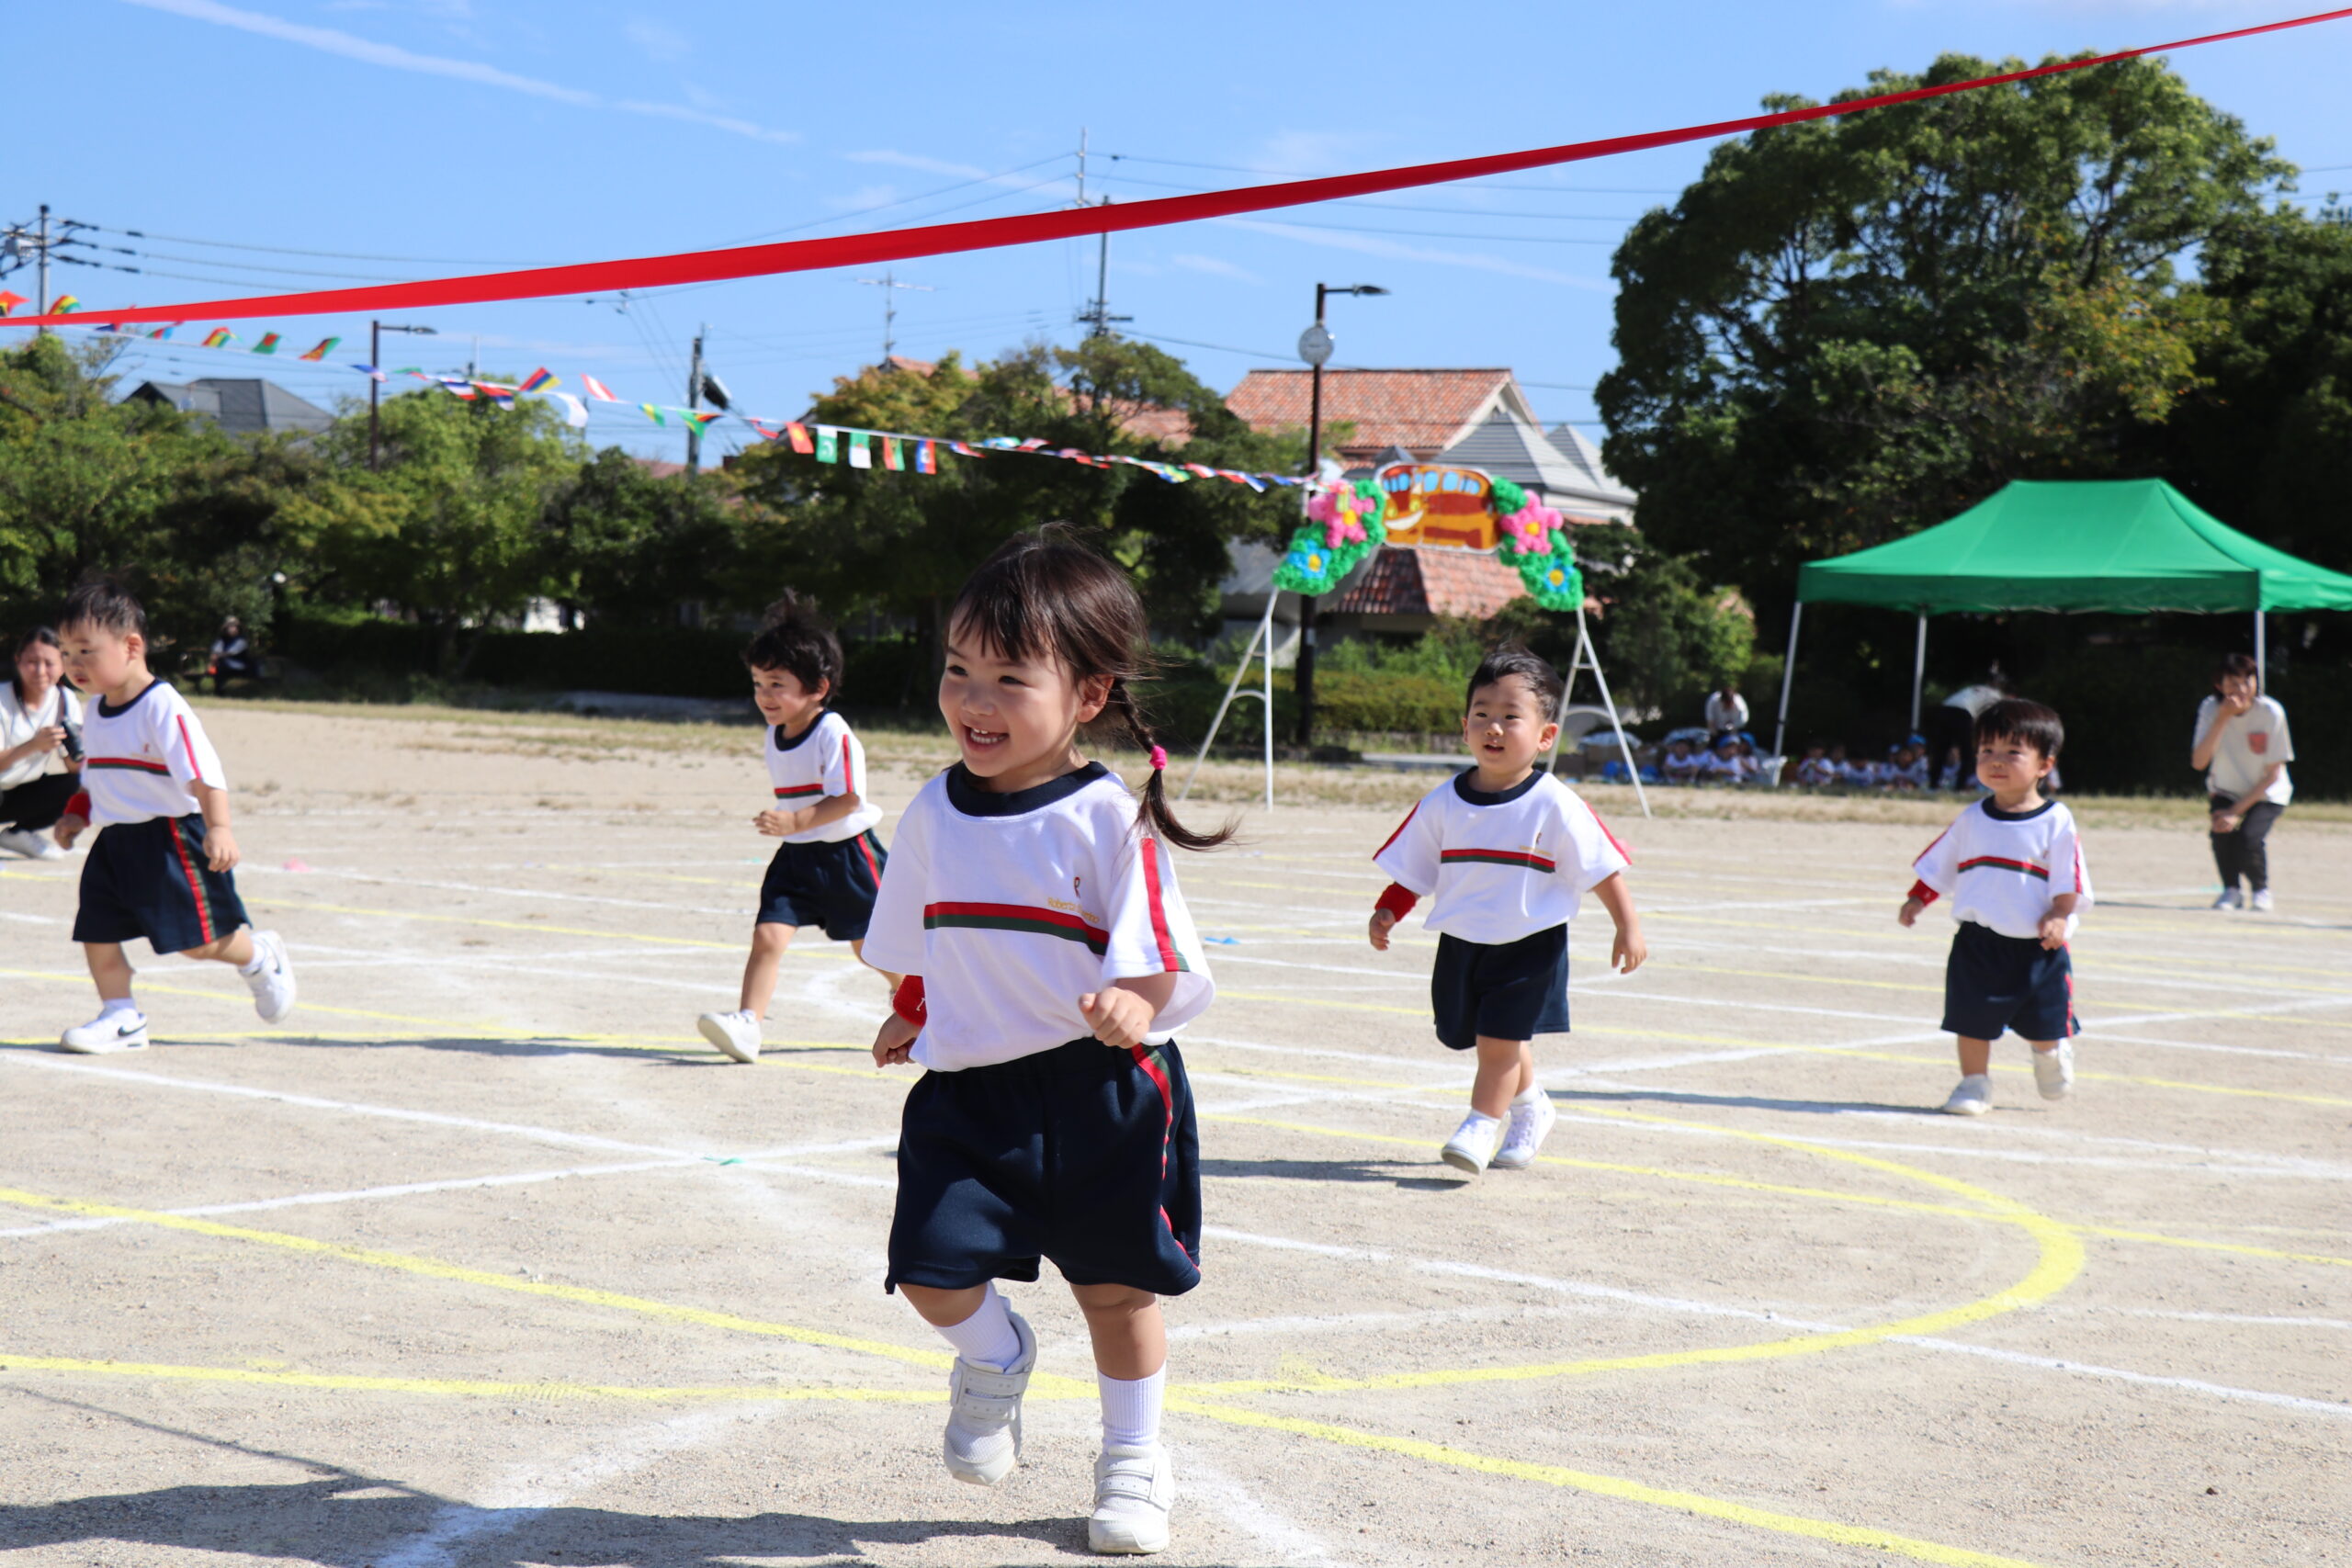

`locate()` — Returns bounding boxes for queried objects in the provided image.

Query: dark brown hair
[2215,651,2260,686]
[742,590,843,701]
[948,525,1233,852]
[1974,696,2064,761]
[11,626,62,702]
[60,581,146,642]
[1466,642,1564,716]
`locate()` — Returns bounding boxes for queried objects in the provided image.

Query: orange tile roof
[1327,547,1529,619]
[1227,369,1525,461]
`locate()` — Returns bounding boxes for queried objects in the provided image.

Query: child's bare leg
[848,938,904,991]
[738,921,795,1015]
[1072,1281,1164,1380]
[1956,1036,1994,1077]
[900,1281,989,1329]
[84,942,135,1003]
[1470,1035,1534,1119]
[182,930,254,967]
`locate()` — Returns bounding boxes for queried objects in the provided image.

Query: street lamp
[1295,282,1388,748]
[369,320,437,470]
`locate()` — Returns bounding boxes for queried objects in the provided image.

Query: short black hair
[1465,642,1564,716]
[1974,696,2064,761]
[60,581,147,641]
[741,590,842,699]
[2215,651,2259,683]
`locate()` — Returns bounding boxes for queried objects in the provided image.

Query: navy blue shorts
[757,829,887,941]
[886,1037,1202,1298]
[73,815,249,954]
[1431,924,1570,1050]
[1942,920,2078,1042]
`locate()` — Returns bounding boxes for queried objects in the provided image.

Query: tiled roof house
[1225,368,1535,466]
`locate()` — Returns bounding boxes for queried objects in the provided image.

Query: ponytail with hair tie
[1102,680,1233,852]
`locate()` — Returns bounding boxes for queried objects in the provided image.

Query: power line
[1102,151,1679,195]
[89,224,549,267]
[1101,171,1646,220]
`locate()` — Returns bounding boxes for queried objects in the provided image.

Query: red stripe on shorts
[166,818,216,945]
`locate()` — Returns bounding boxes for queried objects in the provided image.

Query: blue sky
[8,0,2350,463]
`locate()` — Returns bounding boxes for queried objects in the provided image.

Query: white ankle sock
[1510,1084,1545,1108]
[933,1284,1023,1371]
[98,997,141,1021]
[1099,1367,1164,1450]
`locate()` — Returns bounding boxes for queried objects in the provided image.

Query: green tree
[537,447,775,627]
[311,387,582,670]
[1600,52,2279,606]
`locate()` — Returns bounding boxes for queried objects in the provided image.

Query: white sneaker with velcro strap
[940,1307,1035,1486]
[242,930,297,1023]
[1089,1442,1174,1554]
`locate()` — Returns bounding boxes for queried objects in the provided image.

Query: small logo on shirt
[2249,733,2268,755]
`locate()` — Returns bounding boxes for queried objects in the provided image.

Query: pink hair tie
[1149,745,1168,771]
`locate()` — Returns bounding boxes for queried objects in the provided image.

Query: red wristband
[1374,883,1420,919]
[66,791,91,821]
[891,975,926,1025]
[1907,880,1939,906]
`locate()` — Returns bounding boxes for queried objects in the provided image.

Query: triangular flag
[553,392,588,430]
[685,409,722,429]
[297,336,341,362]
[582,375,617,402]
[473,383,516,410]
[351,365,389,383]
[786,422,815,454]
[51,296,80,314]
[949,440,978,458]
[915,440,937,475]
[640,403,666,425]
[520,367,557,392]
[201,329,235,349]
[252,333,282,355]
[882,436,904,471]
[846,432,873,468]
[0,290,25,317]
[814,426,839,463]
[148,323,182,340]
[436,377,479,400]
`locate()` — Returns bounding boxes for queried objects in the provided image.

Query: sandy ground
[3,701,2346,1568]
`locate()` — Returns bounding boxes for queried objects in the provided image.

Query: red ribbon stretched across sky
[8,6,2348,330]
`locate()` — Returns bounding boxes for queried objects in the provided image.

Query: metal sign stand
[1181,593,1277,809]
[1554,601,1651,818]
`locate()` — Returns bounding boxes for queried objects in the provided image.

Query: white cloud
[622,17,689,62]
[118,0,797,142]
[1173,253,1261,285]
[828,184,902,211]
[846,149,993,179]
[1217,216,1611,290]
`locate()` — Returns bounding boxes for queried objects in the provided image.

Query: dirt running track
[3,704,2346,1568]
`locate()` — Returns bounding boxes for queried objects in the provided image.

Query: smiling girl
[861,526,1227,1556]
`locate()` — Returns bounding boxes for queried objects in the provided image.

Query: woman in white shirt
[0,626,84,860]
[2191,652,2294,912]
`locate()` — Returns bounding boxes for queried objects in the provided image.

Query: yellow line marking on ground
[272,897,775,954]
[0,1356,947,1404]
[1162,1395,2044,1568]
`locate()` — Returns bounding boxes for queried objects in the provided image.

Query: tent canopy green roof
[1796,479,2352,615]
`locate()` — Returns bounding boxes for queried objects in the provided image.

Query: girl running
[862,526,1227,1556]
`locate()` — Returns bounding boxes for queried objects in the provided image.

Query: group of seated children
[1660,732,1767,785]
[1793,737,1973,792]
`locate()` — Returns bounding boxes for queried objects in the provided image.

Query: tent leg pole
[2255,610,2267,691]
[1910,614,1928,734]
[1182,595,1273,804]
[1772,603,1804,759]
[1577,603,1649,819]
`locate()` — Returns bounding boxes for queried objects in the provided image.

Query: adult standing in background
[0,626,83,860]
[1703,680,1749,740]
[2193,652,2293,912]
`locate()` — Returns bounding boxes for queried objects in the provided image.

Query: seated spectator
[1702,734,1754,784]
[1660,738,1703,785]
[1794,744,1839,787]
[1887,743,1929,791]
[1936,745,1966,791]
[208,616,260,693]
[1736,737,1774,785]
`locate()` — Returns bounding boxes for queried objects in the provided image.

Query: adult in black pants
[0,626,83,860]
[2192,652,2294,912]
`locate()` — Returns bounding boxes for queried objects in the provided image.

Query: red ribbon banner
[8,6,2347,330]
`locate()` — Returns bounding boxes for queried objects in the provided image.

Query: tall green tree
[1600,52,2280,608]
[537,446,775,626]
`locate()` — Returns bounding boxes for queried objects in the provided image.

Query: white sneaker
[2032,1042,2075,1100]
[696,1010,761,1064]
[1489,1093,1557,1170]
[1089,1443,1174,1554]
[1440,1113,1502,1176]
[2249,889,2274,913]
[2212,888,2244,911]
[0,827,62,860]
[241,931,297,1022]
[942,1308,1034,1486]
[61,1010,149,1054]
[1941,1074,1993,1116]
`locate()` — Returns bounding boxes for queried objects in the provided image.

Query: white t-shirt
[0,681,83,790]
[763,710,885,842]
[863,762,1215,1072]
[1942,683,2006,718]
[1911,798,2093,942]
[1704,692,1749,733]
[1374,770,1631,945]
[2194,694,2293,806]
[78,681,225,826]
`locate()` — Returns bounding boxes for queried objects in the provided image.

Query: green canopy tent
[1772,479,2352,755]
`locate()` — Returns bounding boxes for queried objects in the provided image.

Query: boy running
[51,582,295,1052]
[697,593,899,1063]
[1369,646,1646,1177]
[1900,697,2091,1115]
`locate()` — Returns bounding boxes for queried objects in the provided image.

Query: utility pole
[1,207,84,335]
[36,206,49,322]
[1294,281,1389,748]
[1072,131,1129,339]
[857,273,934,363]
[686,325,706,473]
[369,320,437,471]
